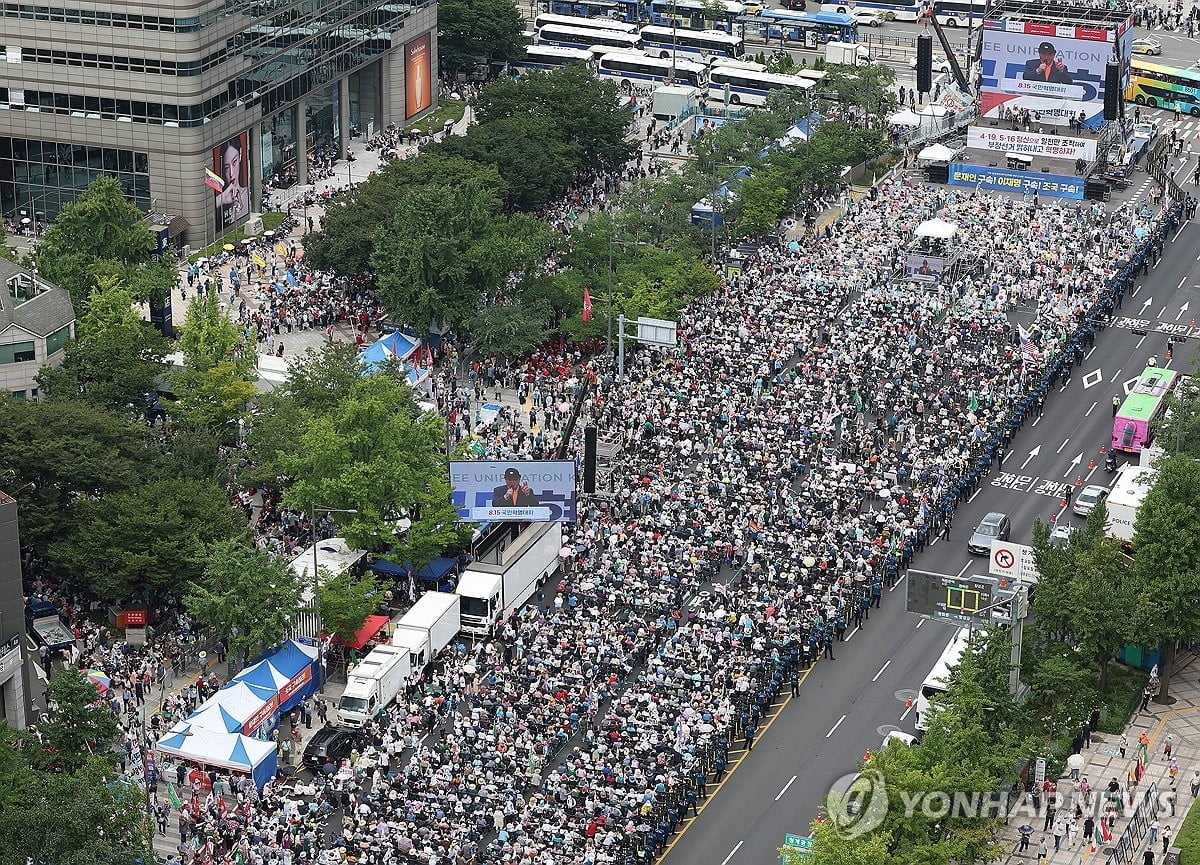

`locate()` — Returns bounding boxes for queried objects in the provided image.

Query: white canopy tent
[917,143,959,162]
[914,218,959,240]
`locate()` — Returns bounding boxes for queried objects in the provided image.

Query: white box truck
[337,644,411,727]
[390,592,461,662]
[456,523,562,637]
[825,41,872,67]
[1106,465,1157,544]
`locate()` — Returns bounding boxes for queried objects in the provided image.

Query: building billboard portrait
[904,253,946,282]
[212,131,251,233]
[979,22,1115,128]
[450,460,578,522]
[404,33,433,119]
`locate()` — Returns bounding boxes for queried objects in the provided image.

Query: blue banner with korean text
[947,162,1085,199]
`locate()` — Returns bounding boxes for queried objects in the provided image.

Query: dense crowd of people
[132,159,1182,865]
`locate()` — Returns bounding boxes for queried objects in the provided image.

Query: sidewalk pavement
[998,654,1200,864]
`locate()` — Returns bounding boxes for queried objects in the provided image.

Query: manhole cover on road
[878,724,902,737]
[895,689,919,703]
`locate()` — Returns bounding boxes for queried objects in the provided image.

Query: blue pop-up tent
[233,640,320,716]
[359,331,429,388]
[156,725,277,790]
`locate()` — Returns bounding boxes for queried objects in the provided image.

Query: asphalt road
[661,219,1200,865]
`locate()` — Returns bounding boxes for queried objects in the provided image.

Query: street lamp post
[309,505,358,688]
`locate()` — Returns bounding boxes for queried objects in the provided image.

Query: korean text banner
[967,126,1097,162]
[450,460,578,523]
[979,29,1113,127]
[947,163,1085,200]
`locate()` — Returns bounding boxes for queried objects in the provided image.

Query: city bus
[648,0,745,32]
[931,0,985,26]
[754,9,858,45]
[547,0,624,18]
[518,45,596,73]
[1112,366,1179,454]
[639,25,746,58]
[914,627,970,732]
[596,50,709,87]
[534,11,639,32]
[536,23,643,52]
[709,64,815,105]
[819,0,924,21]
[1126,58,1200,115]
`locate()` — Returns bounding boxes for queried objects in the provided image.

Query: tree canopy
[35,176,174,311]
[280,372,470,562]
[436,0,526,76]
[186,538,303,663]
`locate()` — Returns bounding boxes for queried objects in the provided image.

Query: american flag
[1018,324,1041,364]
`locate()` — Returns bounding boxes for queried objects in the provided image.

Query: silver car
[1072,484,1110,517]
[967,511,1011,555]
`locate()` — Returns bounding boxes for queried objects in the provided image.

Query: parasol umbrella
[223,243,235,251]
[20,217,30,225]
[84,668,111,693]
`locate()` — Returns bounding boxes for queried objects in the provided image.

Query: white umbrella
[917,143,959,162]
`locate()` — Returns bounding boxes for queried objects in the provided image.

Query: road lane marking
[889,572,907,592]
[968,487,981,503]
[775,775,798,801]
[900,703,914,721]
[956,560,971,577]
[1032,415,1042,427]
[1084,401,1097,417]
[720,841,744,865]
[872,660,891,682]
[1056,438,1070,454]
[1110,368,1123,382]
[845,626,860,641]
[915,619,924,629]
[827,714,847,738]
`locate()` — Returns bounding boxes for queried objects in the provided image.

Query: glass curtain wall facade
[0,0,438,245]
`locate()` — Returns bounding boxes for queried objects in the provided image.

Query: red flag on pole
[582,286,593,322]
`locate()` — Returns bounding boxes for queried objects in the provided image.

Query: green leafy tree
[35,668,123,773]
[36,276,168,412]
[35,176,174,311]
[802,818,889,865]
[0,731,152,865]
[735,165,790,238]
[435,114,581,211]
[281,373,470,564]
[186,538,302,663]
[305,155,508,277]
[0,398,148,556]
[171,290,257,437]
[318,569,380,645]
[372,180,535,333]
[436,0,526,76]
[1156,371,1200,458]
[48,478,242,600]
[473,66,635,173]
[1129,456,1200,702]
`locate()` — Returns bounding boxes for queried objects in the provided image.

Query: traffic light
[916,35,933,94]
[1104,61,1121,121]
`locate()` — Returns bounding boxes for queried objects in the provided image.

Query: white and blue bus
[819,0,924,21]
[931,0,985,25]
[755,9,858,44]
[639,25,745,58]
[597,50,708,88]
[648,0,745,32]
[548,0,624,17]
[914,628,970,732]
[519,45,595,72]
[709,64,815,106]
[536,23,643,52]
[534,11,639,32]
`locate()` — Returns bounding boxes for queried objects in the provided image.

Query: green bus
[1126,57,1200,116]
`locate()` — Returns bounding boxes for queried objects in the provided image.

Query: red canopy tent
[335,614,390,650]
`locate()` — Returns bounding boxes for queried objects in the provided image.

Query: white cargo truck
[824,41,873,67]
[390,592,461,662]
[337,644,411,727]
[456,523,562,636]
[1105,465,1156,544]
